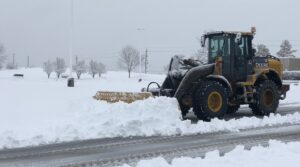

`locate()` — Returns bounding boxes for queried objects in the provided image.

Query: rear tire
[250,80,279,116]
[193,81,228,121]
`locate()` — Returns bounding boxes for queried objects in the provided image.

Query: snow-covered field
[0,68,300,149]
[120,140,300,167]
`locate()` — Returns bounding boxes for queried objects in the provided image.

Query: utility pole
[144,48,148,73]
[27,56,30,68]
[69,0,74,72]
[136,28,145,80]
[75,55,78,65]
[67,0,75,87]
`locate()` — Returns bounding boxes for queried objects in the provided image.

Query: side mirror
[235,33,242,45]
[200,36,205,47]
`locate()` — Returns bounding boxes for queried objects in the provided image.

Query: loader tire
[250,80,279,116]
[193,81,228,121]
[227,105,240,114]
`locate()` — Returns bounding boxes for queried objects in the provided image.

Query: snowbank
[1,95,300,149]
[282,84,300,104]
[0,68,300,149]
[121,140,300,167]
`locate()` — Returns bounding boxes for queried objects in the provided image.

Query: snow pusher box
[94,28,290,121]
[93,91,152,103]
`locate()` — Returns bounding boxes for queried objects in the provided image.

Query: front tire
[250,80,279,116]
[193,81,228,121]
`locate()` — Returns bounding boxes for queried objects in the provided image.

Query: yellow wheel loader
[94,28,289,121]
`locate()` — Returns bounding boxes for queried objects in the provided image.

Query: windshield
[208,35,224,62]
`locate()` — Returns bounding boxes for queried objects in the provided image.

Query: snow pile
[0,97,181,148]
[121,140,300,167]
[0,68,300,149]
[1,95,300,149]
[282,83,300,104]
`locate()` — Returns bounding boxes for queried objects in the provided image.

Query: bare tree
[97,62,106,77]
[43,60,53,78]
[0,44,3,55]
[0,44,6,69]
[194,49,208,64]
[0,57,5,69]
[89,60,98,78]
[118,45,140,78]
[53,57,66,78]
[256,44,270,57]
[6,62,18,69]
[277,40,297,58]
[194,37,208,64]
[73,60,86,79]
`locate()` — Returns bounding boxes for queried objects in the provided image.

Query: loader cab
[202,32,254,82]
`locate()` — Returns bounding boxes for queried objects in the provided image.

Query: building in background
[279,57,300,71]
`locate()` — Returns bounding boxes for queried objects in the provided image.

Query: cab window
[208,36,224,62]
[238,36,250,56]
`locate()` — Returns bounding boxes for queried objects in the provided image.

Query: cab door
[233,36,248,82]
[222,36,233,81]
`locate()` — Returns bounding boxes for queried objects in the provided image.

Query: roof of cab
[204,31,254,36]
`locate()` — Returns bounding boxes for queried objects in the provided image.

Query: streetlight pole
[67,0,75,87]
[136,28,145,80]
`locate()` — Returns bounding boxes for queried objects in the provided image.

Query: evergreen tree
[276,40,297,58]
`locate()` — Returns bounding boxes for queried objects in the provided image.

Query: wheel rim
[208,91,223,112]
[262,89,274,107]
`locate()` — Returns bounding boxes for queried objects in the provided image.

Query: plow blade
[93,91,153,103]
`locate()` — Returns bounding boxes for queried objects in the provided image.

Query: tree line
[0,42,148,79]
[1,39,297,77]
[255,40,297,58]
[43,58,106,79]
[0,45,18,70]
[42,45,146,79]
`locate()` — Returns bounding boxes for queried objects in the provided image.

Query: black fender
[255,69,282,87]
[174,64,215,100]
[206,75,233,96]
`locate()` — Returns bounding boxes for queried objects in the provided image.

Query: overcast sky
[0,0,299,72]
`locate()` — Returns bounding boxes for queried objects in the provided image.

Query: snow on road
[281,80,300,104]
[120,140,300,167]
[0,68,300,149]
